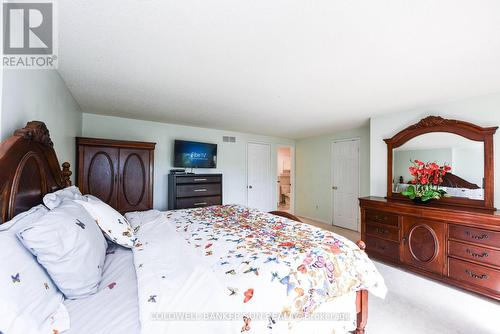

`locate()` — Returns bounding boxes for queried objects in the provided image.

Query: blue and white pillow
[0,205,70,334]
[76,195,137,248]
[17,200,108,299]
[43,185,87,210]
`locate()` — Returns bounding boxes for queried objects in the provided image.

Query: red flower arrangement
[402,160,451,202]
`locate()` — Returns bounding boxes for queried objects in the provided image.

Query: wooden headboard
[442,172,481,190]
[0,121,72,224]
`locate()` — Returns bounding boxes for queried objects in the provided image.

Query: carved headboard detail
[0,121,71,223]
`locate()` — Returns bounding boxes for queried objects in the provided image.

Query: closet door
[79,146,119,208]
[117,148,152,212]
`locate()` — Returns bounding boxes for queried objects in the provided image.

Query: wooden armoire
[76,137,156,213]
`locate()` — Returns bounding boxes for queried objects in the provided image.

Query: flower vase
[412,197,434,205]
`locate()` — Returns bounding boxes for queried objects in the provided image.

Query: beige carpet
[299,216,361,242]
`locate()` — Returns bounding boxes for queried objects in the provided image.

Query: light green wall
[452,147,484,187]
[1,70,82,181]
[82,113,295,211]
[295,126,370,224]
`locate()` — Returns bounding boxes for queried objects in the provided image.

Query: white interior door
[332,139,360,231]
[247,143,271,211]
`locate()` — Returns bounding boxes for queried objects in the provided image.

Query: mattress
[63,243,140,334]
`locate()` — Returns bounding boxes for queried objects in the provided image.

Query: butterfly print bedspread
[126,205,386,334]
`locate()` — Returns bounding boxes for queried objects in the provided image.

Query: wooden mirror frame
[385,116,498,211]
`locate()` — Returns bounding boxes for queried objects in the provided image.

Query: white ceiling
[58,1,500,139]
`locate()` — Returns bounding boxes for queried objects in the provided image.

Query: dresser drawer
[365,210,399,227]
[448,240,500,268]
[176,196,222,209]
[176,183,221,198]
[449,225,500,248]
[365,236,400,261]
[365,222,400,242]
[176,175,222,184]
[448,257,500,292]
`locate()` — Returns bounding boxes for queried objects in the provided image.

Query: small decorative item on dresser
[402,160,451,203]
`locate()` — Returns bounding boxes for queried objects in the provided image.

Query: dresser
[76,137,156,213]
[360,197,500,300]
[361,116,500,300]
[168,174,222,209]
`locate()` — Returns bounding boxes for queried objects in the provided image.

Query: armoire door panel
[402,217,446,275]
[81,146,119,207]
[118,149,150,212]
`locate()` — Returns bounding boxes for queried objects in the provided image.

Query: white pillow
[17,200,108,299]
[0,205,70,334]
[43,186,86,210]
[75,195,136,248]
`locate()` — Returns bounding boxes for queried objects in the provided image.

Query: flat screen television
[174,140,217,168]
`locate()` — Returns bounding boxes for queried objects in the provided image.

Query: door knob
[248,185,253,189]
[332,186,338,190]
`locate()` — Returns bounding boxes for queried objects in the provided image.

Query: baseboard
[296,214,331,226]
[298,215,362,233]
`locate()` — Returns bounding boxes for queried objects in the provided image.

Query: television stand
[168,173,222,209]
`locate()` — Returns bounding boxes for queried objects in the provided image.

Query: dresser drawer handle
[194,178,207,181]
[373,215,388,221]
[465,231,489,240]
[465,269,488,280]
[194,189,207,192]
[466,249,488,258]
[193,202,208,206]
[375,227,389,234]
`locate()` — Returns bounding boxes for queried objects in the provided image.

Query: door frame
[276,144,295,214]
[331,138,361,231]
[246,141,272,211]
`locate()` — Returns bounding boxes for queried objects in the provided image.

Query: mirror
[385,115,498,211]
[392,133,484,200]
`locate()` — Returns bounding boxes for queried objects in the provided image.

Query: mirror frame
[385,116,498,211]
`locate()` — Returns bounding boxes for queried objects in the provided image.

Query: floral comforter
[126,205,386,334]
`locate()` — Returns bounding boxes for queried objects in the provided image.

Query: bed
[0,121,386,334]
